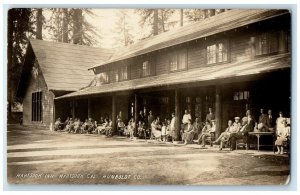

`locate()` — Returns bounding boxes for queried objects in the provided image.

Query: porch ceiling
[56,53,291,100]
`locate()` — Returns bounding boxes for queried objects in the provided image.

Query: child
[275,119,290,154]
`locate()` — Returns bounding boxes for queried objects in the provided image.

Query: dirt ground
[6,124,290,185]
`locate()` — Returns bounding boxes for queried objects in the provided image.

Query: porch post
[87,98,91,119]
[134,93,138,137]
[72,100,75,119]
[175,88,181,141]
[215,86,221,137]
[112,94,116,135]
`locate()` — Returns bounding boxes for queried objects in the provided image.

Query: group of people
[54,117,114,137]
[54,107,290,154]
[212,109,290,153]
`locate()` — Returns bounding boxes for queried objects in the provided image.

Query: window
[169,50,187,71]
[234,91,250,101]
[98,72,109,84]
[207,42,228,64]
[119,65,128,81]
[142,61,151,77]
[32,91,42,122]
[255,32,279,56]
[109,67,119,83]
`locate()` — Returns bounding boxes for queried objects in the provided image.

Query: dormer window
[169,49,187,71]
[206,41,228,65]
[255,32,279,56]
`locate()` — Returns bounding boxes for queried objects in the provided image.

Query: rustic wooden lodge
[18,9,291,139]
[16,39,114,128]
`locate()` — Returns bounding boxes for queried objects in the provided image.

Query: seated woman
[124,118,135,139]
[96,118,109,135]
[182,119,195,145]
[197,120,216,147]
[275,119,290,154]
[105,119,113,137]
[66,118,74,133]
[73,119,82,134]
[54,118,62,131]
[151,117,162,140]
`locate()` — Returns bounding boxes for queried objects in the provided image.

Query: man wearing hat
[228,116,251,150]
[232,117,241,132]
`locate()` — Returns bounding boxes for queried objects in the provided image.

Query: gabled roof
[29,39,114,91]
[57,53,291,99]
[89,9,289,69]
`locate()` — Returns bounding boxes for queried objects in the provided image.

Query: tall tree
[180,9,183,27]
[136,9,175,38]
[114,10,134,47]
[7,8,33,120]
[72,8,83,44]
[46,8,99,46]
[36,9,43,40]
[62,9,70,43]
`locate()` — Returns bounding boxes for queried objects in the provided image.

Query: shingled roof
[89,9,289,69]
[57,53,291,99]
[18,39,114,95]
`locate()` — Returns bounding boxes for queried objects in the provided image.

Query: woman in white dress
[276,111,286,133]
[275,119,290,154]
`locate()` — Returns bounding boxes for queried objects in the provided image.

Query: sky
[43,9,186,49]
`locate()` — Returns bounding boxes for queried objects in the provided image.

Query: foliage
[113,10,134,47]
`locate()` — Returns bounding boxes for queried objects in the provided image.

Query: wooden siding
[23,60,54,129]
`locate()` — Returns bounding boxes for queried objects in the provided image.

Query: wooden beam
[175,89,181,141]
[112,94,116,135]
[215,86,221,137]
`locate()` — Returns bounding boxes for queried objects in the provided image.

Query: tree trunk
[62,9,69,43]
[36,9,43,40]
[7,9,14,121]
[180,9,183,26]
[72,9,83,44]
[153,9,158,36]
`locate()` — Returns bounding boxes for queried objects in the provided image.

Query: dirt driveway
[6,125,290,185]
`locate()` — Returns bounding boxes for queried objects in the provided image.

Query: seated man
[193,117,203,140]
[228,117,251,150]
[197,120,216,147]
[80,119,88,134]
[213,120,238,150]
[117,120,126,136]
[182,119,195,145]
[86,118,94,134]
[137,121,146,139]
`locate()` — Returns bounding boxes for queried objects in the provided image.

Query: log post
[72,100,75,119]
[215,86,221,137]
[112,94,116,135]
[175,88,181,141]
[134,93,138,137]
[87,98,91,119]
[278,30,288,54]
